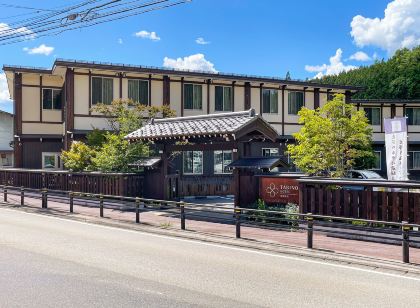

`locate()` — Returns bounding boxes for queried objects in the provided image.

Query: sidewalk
[2,191,420,266]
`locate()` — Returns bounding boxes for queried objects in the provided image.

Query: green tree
[287,94,374,177]
[61,99,176,173]
[61,141,95,172]
[86,128,107,149]
[314,46,420,99]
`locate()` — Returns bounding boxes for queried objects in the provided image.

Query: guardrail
[1,185,419,264]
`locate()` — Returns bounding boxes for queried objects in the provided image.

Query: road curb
[2,202,420,277]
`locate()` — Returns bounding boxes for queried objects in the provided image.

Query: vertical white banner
[384,117,408,181]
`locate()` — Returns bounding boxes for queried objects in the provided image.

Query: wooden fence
[298,178,420,224]
[179,175,234,197]
[0,168,144,197]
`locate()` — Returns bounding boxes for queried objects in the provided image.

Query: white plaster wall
[74,75,89,115]
[22,123,63,135]
[74,116,112,131]
[0,112,13,150]
[235,86,245,111]
[151,80,163,106]
[22,87,40,121]
[169,81,181,117]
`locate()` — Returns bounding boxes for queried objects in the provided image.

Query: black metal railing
[1,184,419,264]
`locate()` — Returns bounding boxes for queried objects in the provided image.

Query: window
[42,89,62,110]
[364,107,381,125]
[262,148,279,157]
[92,77,113,105]
[215,86,232,111]
[128,79,149,105]
[214,150,232,174]
[42,152,61,169]
[371,151,381,170]
[406,108,420,125]
[184,84,202,110]
[1,154,11,166]
[408,151,420,170]
[183,151,203,174]
[288,91,304,115]
[262,89,278,114]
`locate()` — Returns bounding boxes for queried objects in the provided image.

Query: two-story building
[3,59,360,173]
[0,110,14,167]
[352,99,420,179]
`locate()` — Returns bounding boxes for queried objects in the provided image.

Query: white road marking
[1,207,420,282]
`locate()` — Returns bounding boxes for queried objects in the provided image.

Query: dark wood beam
[244,82,251,110]
[314,87,320,109]
[281,85,286,136]
[163,75,170,106]
[14,72,23,168]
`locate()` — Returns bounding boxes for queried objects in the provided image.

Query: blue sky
[1,0,419,113]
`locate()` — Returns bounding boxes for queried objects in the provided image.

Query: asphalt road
[0,208,419,308]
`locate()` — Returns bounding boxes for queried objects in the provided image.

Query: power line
[0,0,190,45]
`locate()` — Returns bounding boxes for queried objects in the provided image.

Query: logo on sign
[265,182,279,197]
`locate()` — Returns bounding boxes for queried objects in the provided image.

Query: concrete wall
[0,112,14,167]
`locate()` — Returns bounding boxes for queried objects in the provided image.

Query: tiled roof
[125,109,265,140]
[227,157,289,170]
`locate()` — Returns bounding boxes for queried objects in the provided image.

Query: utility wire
[0,0,190,45]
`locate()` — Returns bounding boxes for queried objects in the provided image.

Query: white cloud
[348,51,371,61]
[163,54,217,72]
[0,22,34,39]
[134,30,160,41]
[305,49,358,79]
[0,72,12,105]
[350,0,420,53]
[196,37,210,45]
[23,44,54,56]
[118,38,123,44]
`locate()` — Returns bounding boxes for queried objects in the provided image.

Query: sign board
[259,177,300,204]
[384,117,408,181]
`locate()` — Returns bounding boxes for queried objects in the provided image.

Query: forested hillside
[314,47,420,99]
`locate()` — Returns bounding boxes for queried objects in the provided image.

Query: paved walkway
[1,190,420,265]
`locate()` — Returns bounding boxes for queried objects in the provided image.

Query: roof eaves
[2,64,52,74]
[53,59,363,91]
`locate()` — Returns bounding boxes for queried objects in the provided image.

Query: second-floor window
[128,79,149,105]
[406,108,420,125]
[92,77,113,105]
[262,89,278,114]
[288,91,304,115]
[184,84,202,110]
[42,89,62,110]
[215,86,232,111]
[364,107,381,125]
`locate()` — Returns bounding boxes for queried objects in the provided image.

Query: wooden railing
[179,175,234,197]
[0,168,144,197]
[298,178,420,224]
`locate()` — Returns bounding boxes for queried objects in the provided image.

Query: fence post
[69,192,74,213]
[99,195,104,217]
[180,202,186,230]
[235,208,241,238]
[402,221,410,263]
[135,197,140,223]
[20,187,24,206]
[42,189,48,209]
[306,213,314,249]
[3,186,7,202]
